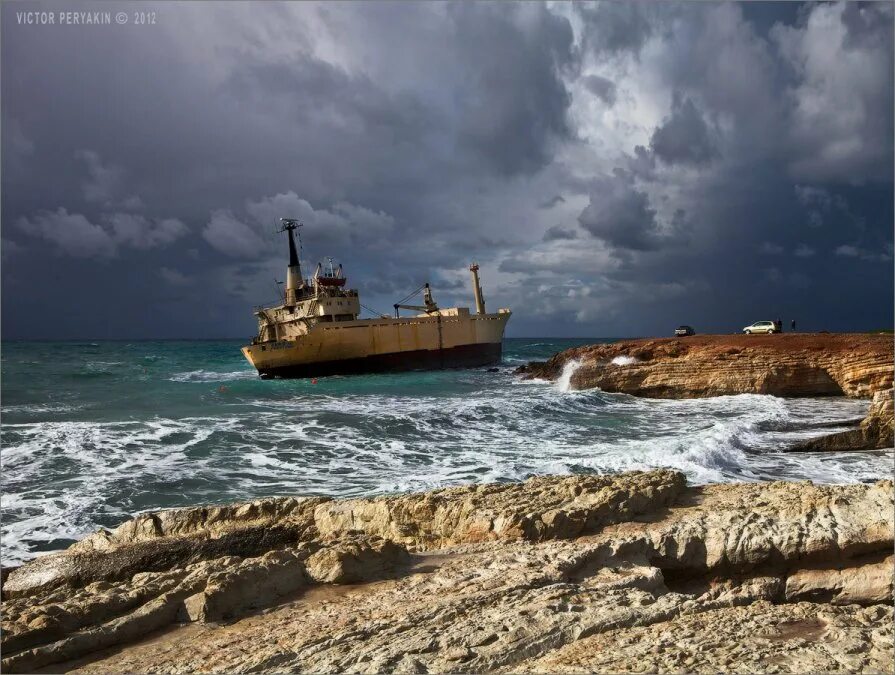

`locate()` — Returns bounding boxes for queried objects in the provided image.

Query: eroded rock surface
[521,602,893,674]
[518,333,893,451]
[2,470,893,673]
[790,389,895,452]
[517,333,892,399]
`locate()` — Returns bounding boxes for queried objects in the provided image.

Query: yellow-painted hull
[242,310,510,378]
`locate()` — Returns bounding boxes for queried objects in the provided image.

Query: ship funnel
[469,263,485,315]
[280,219,304,305]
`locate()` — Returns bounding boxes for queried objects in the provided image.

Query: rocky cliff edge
[518,333,893,450]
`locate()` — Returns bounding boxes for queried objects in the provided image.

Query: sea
[2,338,891,565]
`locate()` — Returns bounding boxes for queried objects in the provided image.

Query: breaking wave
[1,338,889,565]
[168,369,257,383]
[555,359,583,392]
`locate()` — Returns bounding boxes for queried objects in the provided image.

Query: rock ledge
[3,470,892,673]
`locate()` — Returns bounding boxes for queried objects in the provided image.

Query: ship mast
[279,218,304,305]
[469,263,485,314]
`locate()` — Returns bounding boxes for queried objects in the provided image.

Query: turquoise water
[1,338,890,564]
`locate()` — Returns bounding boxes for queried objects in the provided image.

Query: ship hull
[255,341,501,379]
[241,309,511,379]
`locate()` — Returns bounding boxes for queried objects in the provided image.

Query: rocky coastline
[2,332,893,673]
[517,333,894,450]
[2,470,893,673]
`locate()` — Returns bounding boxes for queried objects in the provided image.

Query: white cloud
[105,213,188,249]
[159,267,190,286]
[15,208,117,258]
[835,244,892,262]
[772,3,893,181]
[202,210,268,258]
[76,150,123,204]
[120,195,145,211]
[3,2,892,337]
[794,244,815,257]
[14,208,188,258]
[203,192,398,259]
[75,151,151,212]
[245,191,395,242]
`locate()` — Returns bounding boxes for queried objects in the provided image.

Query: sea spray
[610,355,640,366]
[556,359,583,392]
[0,339,887,565]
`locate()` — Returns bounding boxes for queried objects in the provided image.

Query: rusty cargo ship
[241,219,511,378]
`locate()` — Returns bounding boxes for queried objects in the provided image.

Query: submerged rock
[2,470,892,673]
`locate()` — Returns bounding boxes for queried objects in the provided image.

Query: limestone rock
[790,388,894,451]
[862,388,894,448]
[521,602,894,674]
[181,549,309,623]
[313,469,687,547]
[71,495,328,552]
[784,554,894,606]
[2,471,893,674]
[305,536,410,584]
[518,333,893,399]
[518,333,893,452]
[4,497,329,599]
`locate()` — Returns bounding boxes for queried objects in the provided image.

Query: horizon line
[1,331,890,343]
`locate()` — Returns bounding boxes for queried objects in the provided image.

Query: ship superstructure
[241,219,511,378]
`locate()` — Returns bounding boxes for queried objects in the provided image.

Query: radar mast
[279,218,304,305]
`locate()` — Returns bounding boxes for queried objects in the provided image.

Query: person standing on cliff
[775,318,782,333]
[791,319,796,331]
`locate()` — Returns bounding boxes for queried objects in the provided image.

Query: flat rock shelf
[2,470,893,673]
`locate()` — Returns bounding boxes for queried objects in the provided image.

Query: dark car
[675,325,695,337]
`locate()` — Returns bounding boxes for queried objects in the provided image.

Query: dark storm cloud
[577,2,653,55]
[543,225,578,242]
[795,184,850,227]
[771,2,894,181]
[581,74,617,106]
[1,1,892,339]
[649,94,718,166]
[539,195,566,209]
[578,173,660,251]
[577,172,688,251]
[447,2,577,176]
[224,57,437,166]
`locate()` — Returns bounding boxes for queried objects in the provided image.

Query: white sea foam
[610,355,640,366]
[2,403,87,415]
[168,369,257,383]
[2,371,889,565]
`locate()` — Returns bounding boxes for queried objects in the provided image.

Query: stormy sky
[2,1,893,339]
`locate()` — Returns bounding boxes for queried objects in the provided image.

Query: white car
[742,321,779,334]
